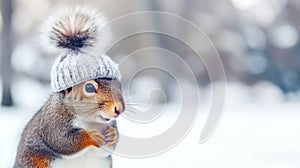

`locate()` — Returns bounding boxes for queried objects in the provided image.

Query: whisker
[125,105,149,110]
[82,107,102,118]
[123,113,145,120]
[124,90,140,95]
[124,96,144,100]
[125,108,146,114]
[125,105,151,110]
[125,100,149,104]
[123,110,146,119]
[125,96,149,100]
[125,102,150,106]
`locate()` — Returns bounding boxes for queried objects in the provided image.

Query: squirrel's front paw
[85,129,105,148]
[105,127,118,147]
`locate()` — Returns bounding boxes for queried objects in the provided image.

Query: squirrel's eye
[85,83,97,93]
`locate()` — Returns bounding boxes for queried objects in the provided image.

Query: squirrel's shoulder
[25,92,74,128]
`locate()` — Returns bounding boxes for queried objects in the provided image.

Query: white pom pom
[40,6,112,56]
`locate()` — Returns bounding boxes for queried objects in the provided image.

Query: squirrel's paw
[105,127,118,147]
[85,129,105,148]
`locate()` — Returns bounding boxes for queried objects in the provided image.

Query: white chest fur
[52,118,116,168]
[52,146,112,168]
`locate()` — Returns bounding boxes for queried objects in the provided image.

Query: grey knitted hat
[41,6,121,92]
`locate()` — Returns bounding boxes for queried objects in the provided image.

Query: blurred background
[1,0,300,168]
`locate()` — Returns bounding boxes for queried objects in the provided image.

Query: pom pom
[40,6,112,55]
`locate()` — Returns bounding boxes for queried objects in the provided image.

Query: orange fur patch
[31,154,50,168]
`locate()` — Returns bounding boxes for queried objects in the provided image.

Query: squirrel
[14,6,124,168]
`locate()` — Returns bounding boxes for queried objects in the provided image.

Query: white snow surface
[1,82,300,168]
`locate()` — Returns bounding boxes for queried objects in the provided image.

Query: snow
[1,82,300,168]
[114,95,300,168]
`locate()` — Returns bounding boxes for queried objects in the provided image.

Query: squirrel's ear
[64,87,73,94]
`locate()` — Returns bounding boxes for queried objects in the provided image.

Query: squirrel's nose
[114,102,124,117]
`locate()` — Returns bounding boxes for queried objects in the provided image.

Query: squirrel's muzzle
[113,101,124,117]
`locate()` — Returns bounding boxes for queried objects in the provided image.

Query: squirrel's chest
[52,147,112,168]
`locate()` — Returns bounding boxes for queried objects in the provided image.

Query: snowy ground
[1,82,300,168]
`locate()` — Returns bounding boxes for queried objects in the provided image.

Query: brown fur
[14,78,124,168]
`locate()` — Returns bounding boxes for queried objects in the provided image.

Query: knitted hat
[41,6,121,92]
